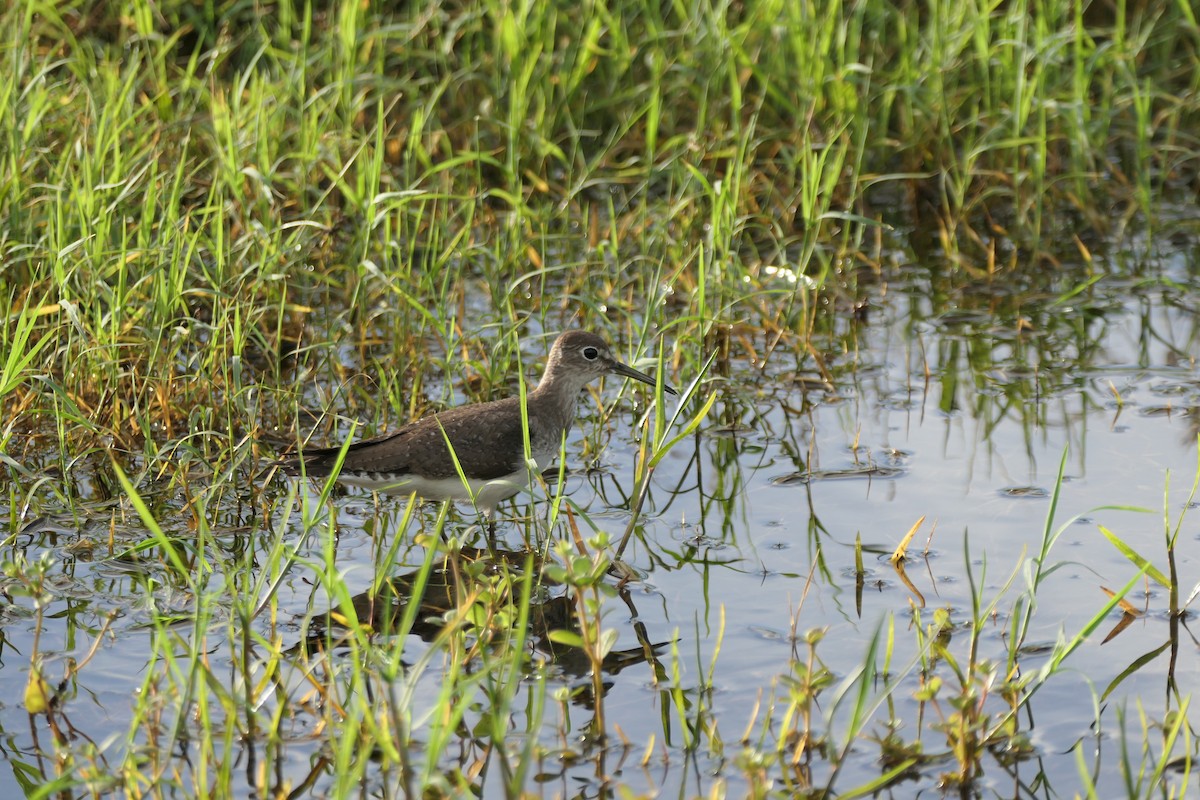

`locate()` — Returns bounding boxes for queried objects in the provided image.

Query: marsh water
[4,216,1200,797]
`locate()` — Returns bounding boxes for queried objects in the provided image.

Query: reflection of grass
[3,0,1199,795]
[734,453,1181,796]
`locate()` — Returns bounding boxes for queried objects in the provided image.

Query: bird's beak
[611,361,678,396]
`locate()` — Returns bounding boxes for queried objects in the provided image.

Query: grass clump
[2,0,1199,796]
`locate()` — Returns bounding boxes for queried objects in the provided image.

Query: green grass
[2,0,1199,796]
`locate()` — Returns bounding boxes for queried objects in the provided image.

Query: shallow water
[3,220,1200,797]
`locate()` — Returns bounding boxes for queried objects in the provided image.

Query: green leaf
[1098,525,1169,586]
[547,630,585,649]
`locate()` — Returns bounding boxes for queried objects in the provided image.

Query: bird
[280,330,677,518]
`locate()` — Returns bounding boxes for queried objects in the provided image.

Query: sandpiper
[281,331,676,515]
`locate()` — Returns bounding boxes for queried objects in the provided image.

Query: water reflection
[652,235,1200,793]
[3,230,1200,796]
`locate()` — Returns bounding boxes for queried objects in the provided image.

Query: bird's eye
[582,347,599,360]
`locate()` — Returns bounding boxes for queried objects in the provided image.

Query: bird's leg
[482,510,499,553]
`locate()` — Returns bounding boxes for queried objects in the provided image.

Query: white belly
[336,468,531,515]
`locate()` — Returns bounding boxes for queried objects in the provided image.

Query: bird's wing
[287,397,528,482]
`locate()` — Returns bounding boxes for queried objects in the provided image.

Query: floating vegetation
[770,466,907,486]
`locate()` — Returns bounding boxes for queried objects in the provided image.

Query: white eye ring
[582,347,599,360]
